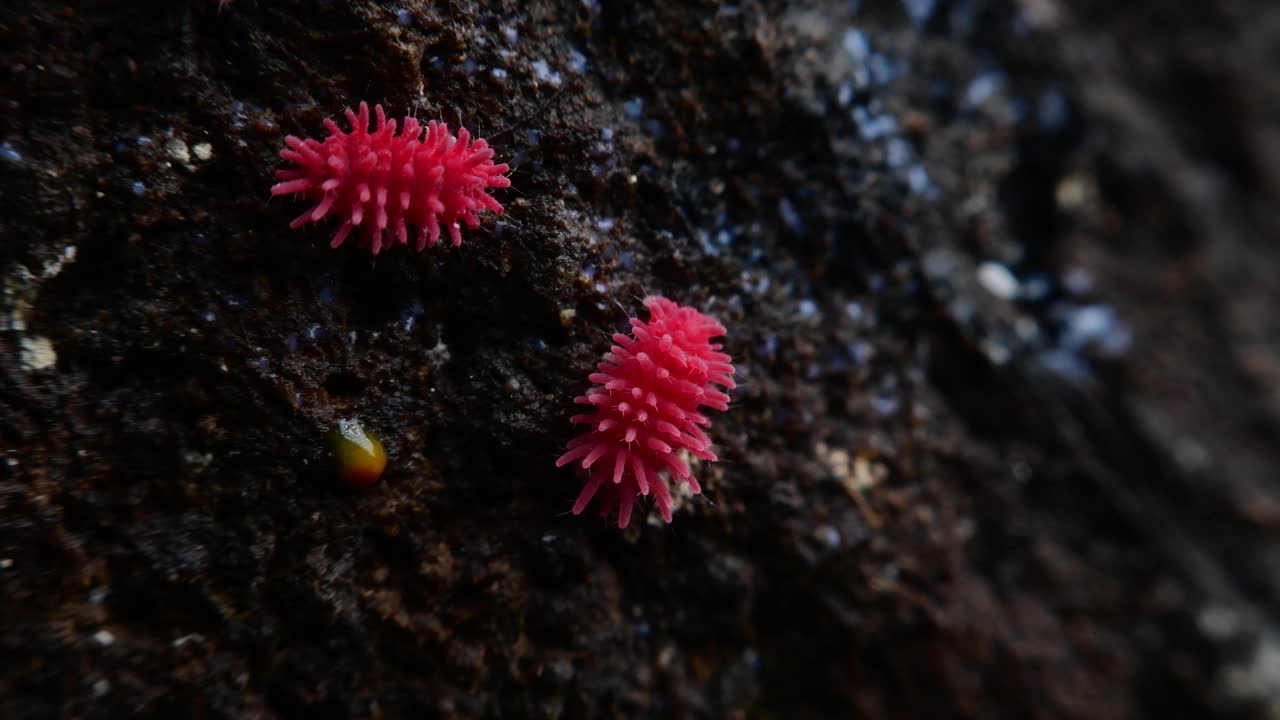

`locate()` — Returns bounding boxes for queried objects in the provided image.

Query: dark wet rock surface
[3,0,1280,717]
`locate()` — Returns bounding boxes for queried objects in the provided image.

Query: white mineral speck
[842,29,869,62]
[336,418,375,453]
[164,138,190,164]
[815,525,841,549]
[965,71,1003,107]
[902,0,937,24]
[20,336,56,371]
[906,164,931,194]
[531,59,562,86]
[977,261,1019,300]
[1198,604,1241,640]
[1062,266,1093,295]
[173,633,206,648]
[777,197,803,233]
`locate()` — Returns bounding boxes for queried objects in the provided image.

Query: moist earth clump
[3,1,1279,718]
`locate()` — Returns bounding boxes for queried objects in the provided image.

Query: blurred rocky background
[3,0,1279,717]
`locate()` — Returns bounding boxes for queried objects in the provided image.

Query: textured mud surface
[3,0,1280,718]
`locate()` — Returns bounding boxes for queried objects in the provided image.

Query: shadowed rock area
[3,0,1279,717]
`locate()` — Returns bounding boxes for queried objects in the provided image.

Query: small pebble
[531,59,562,86]
[965,72,1002,108]
[902,0,937,24]
[842,28,869,62]
[164,138,190,164]
[815,525,841,549]
[624,97,645,120]
[20,336,56,371]
[777,197,804,233]
[977,261,1019,300]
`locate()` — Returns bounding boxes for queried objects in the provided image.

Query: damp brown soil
[3,1,1280,718]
